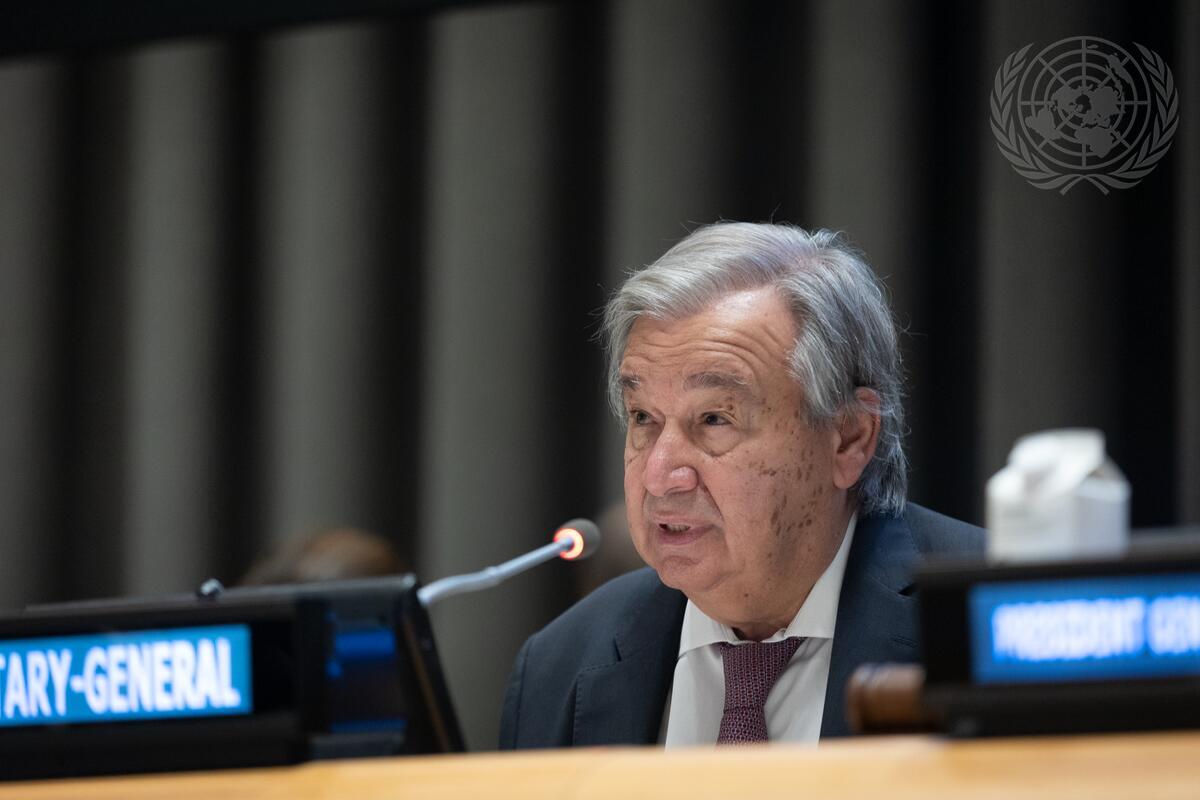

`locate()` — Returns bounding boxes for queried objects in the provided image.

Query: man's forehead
[618,367,756,395]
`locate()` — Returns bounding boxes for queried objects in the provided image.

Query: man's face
[620,287,850,637]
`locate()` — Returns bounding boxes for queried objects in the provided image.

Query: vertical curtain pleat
[258,25,399,545]
[123,43,228,594]
[0,60,64,608]
[54,56,136,601]
[1177,0,1200,522]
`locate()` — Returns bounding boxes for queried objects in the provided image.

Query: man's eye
[630,410,651,425]
[701,413,729,426]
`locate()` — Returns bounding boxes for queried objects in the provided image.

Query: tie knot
[718,636,803,709]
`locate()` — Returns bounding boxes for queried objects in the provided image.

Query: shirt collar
[677,512,858,654]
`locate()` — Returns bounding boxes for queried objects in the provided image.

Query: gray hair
[602,222,907,517]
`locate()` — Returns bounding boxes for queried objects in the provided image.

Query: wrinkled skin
[620,287,879,641]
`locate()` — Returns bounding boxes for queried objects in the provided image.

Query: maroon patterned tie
[716,637,804,744]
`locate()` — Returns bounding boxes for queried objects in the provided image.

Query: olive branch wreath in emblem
[990,41,1179,195]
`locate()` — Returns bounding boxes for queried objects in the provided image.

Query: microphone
[416,518,601,607]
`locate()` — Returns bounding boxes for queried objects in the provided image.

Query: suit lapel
[572,579,686,746]
[567,512,923,743]
[821,510,922,737]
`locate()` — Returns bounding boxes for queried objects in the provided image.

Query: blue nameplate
[0,625,252,727]
[970,574,1200,684]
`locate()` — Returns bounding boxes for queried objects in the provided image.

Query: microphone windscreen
[554,518,601,561]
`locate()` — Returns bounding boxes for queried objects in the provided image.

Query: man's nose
[642,425,699,497]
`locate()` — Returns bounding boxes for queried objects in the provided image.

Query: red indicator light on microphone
[554,528,585,560]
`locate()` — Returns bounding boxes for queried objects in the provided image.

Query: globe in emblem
[991,36,1178,193]
[1018,37,1149,170]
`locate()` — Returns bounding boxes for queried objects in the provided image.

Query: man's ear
[831,388,882,490]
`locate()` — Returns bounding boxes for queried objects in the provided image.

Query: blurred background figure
[240,527,407,586]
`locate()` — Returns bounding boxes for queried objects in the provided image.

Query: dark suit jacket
[499,503,983,748]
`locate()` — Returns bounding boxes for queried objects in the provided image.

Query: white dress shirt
[661,513,857,746]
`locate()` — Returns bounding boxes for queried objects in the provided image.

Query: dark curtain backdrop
[0,0,1197,749]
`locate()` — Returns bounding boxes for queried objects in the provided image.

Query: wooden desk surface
[6,731,1198,800]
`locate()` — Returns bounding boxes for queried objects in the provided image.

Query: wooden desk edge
[5,730,1198,800]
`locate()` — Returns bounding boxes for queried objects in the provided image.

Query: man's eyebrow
[619,375,640,392]
[683,371,752,393]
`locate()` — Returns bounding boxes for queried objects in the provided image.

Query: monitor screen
[968,573,1200,685]
[0,624,253,727]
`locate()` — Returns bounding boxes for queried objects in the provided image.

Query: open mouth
[658,523,692,533]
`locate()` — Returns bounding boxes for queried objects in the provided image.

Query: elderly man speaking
[500,222,981,747]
